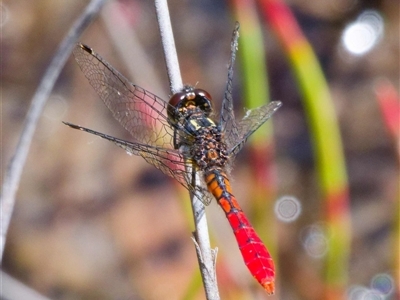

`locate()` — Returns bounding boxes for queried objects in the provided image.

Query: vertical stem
[190,168,220,300]
[154,1,219,299]
[154,0,183,94]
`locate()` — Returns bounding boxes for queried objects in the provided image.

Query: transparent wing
[63,122,213,205]
[73,44,175,149]
[227,101,282,157]
[219,24,282,158]
[220,22,240,145]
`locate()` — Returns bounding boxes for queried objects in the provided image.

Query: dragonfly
[64,23,281,294]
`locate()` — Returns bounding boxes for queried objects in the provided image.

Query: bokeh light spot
[371,273,394,296]
[43,95,68,120]
[347,286,384,300]
[274,195,301,222]
[301,225,328,258]
[341,10,384,56]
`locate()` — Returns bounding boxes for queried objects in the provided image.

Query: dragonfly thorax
[191,125,228,171]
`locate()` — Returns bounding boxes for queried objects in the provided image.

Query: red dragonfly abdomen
[205,170,275,294]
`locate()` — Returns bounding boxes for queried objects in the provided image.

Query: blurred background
[1,0,398,299]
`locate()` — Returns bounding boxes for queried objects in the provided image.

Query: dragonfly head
[168,86,213,124]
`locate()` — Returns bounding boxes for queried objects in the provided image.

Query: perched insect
[64,23,281,294]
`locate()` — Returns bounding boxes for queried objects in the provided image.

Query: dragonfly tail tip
[262,281,275,295]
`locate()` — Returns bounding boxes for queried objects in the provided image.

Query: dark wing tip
[62,121,83,130]
[77,43,93,54]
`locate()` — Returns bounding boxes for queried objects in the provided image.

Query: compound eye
[169,91,186,108]
[194,89,212,102]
